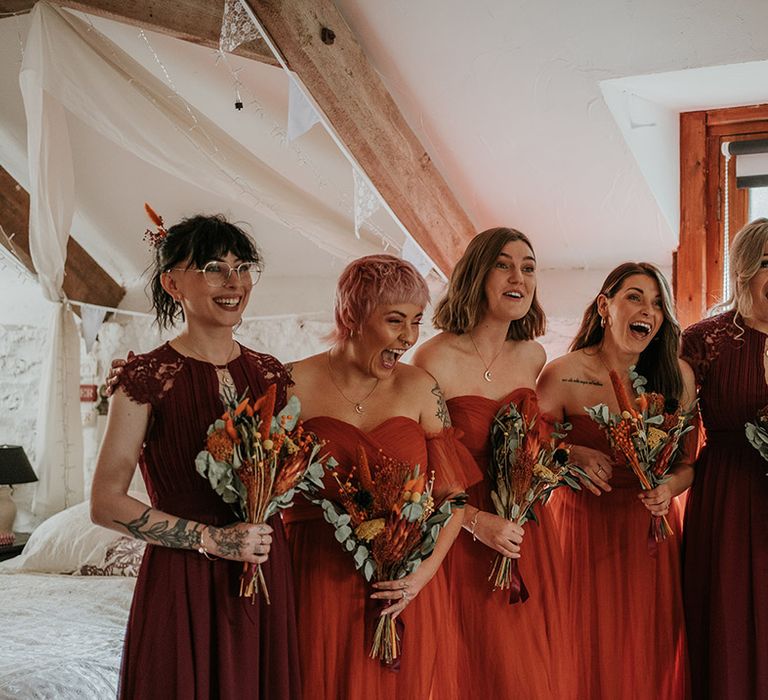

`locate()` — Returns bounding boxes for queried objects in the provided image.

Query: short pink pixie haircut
[331,254,430,342]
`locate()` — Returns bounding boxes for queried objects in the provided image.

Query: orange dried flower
[609,370,638,418]
[206,428,235,463]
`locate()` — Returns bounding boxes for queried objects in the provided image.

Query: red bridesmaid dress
[118,343,301,699]
[284,416,462,699]
[681,311,768,699]
[445,387,577,699]
[548,414,689,699]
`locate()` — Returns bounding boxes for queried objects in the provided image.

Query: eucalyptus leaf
[334,525,352,542]
[363,560,375,582]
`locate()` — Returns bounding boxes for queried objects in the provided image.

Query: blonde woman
[680,218,768,699]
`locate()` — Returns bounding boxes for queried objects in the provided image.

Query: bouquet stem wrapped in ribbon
[488,392,585,604]
[195,384,329,603]
[745,404,768,475]
[309,446,466,668]
[586,367,696,550]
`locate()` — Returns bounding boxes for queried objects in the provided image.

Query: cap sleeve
[115,346,184,407]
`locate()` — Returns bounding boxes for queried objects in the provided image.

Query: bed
[0,502,143,699]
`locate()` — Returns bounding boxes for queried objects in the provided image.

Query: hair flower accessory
[143,202,167,248]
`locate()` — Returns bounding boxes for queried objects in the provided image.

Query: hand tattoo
[209,523,247,558]
[115,508,203,550]
[432,383,452,428]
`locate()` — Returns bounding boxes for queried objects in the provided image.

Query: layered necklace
[326,350,380,414]
[469,331,506,383]
[174,337,238,394]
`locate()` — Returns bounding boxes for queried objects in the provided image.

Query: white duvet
[0,572,135,699]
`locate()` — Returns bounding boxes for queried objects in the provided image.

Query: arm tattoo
[209,523,248,558]
[432,383,452,428]
[561,377,603,386]
[114,508,203,550]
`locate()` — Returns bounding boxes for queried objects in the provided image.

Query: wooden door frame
[678,103,768,327]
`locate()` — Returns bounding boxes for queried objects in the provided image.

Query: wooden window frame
[677,103,768,328]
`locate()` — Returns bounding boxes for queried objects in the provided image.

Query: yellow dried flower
[355,518,386,542]
[418,496,435,523]
[262,439,274,451]
[647,426,668,450]
[533,463,559,484]
[410,492,422,503]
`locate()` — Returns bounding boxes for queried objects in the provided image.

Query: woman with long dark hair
[537,262,696,699]
[92,215,300,699]
[413,227,576,698]
[681,218,768,699]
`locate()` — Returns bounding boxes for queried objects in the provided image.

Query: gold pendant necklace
[174,337,238,396]
[326,350,380,414]
[469,332,505,383]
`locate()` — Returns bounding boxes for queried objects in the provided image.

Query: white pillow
[0,499,145,576]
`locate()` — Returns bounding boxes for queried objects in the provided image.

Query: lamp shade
[0,445,38,485]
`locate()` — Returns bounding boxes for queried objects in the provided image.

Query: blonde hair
[712,217,768,319]
[433,227,545,340]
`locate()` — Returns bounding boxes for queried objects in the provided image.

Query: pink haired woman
[284,255,465,699]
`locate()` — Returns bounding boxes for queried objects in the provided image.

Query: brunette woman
[537,262,696,699]
[414,227,577,699]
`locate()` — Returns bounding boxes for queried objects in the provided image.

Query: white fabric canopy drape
[22,1,374,262]
[20,5,82,517]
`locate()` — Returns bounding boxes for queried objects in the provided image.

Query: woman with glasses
[91,214,300,699]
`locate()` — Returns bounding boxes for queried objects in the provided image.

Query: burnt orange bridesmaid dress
[283,416,462,700]
[445,387,577,699]
[548,414,689,699]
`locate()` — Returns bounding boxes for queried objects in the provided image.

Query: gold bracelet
[197,527,218,561]
[469,510,480,542]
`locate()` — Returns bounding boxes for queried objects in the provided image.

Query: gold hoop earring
[600,315,606,328]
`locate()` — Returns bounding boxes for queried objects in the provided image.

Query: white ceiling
[335,0,768,268]
[2,0,768,324]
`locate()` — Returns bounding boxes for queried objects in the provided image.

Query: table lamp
[0,445,38,534]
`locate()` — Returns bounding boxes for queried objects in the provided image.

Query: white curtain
[29,305,84,515]
[20,7,83,516]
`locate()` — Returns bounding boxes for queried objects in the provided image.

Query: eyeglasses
[168,261,261,287]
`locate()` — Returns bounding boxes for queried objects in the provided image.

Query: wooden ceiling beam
[245,0,476,274]
[0,166,125,310]
[0,0,278,66]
